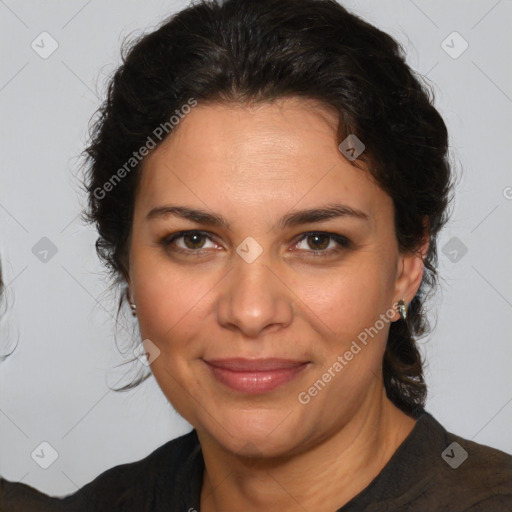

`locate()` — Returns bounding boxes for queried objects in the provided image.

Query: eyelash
[160,230,351,258]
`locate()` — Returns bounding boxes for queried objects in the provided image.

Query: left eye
[294,232,350,255]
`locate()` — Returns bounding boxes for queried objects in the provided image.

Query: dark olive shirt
[1,409,511,511]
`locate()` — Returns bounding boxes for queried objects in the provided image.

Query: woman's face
[128,97,422,457]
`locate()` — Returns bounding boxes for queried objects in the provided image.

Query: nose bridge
[217,247,293,336]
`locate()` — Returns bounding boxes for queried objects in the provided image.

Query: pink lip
[204,358,309,394]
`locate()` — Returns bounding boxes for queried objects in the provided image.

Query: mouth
[203,358,310,394]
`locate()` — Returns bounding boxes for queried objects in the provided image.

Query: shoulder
[62,429,200,510]
[0,429,200,512]
[72,428,199,490]
[441,431,512,509]
[368,410,512,512]
[408,411,512,511]
[0,477,65,512]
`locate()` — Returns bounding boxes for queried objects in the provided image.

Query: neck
[199,386,417,512]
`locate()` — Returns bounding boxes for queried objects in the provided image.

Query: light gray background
[0,0,511,497]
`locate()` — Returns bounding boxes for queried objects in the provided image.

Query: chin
[198,404,305,458]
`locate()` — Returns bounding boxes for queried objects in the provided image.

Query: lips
[204,358,309,394]
[206,358,307,371]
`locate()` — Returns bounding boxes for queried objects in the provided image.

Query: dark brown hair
[82,0,454,416]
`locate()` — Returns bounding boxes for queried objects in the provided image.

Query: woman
[1,0,511,510]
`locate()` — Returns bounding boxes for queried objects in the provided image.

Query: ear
[392,217,429,321]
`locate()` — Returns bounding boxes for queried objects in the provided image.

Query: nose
[216,254,294,338]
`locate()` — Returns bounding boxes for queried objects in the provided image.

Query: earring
[130,302,137,317]
[397,299,407,321]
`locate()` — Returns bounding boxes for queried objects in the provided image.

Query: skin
[127,97,428,511]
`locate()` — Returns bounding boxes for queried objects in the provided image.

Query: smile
[203,358,310,394]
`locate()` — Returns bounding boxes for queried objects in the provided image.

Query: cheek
[302,269,391,405]
[131,250,213,349]
[294,257,393,403]
[130,258,213,421]
[297,257,391,340]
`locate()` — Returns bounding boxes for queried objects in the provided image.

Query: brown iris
[305,234,329,250]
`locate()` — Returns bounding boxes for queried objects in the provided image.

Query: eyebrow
[145,202,370,230]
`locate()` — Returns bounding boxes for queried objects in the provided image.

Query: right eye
[160,230,219,255]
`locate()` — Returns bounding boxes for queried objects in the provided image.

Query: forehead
[136,98,390,224]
